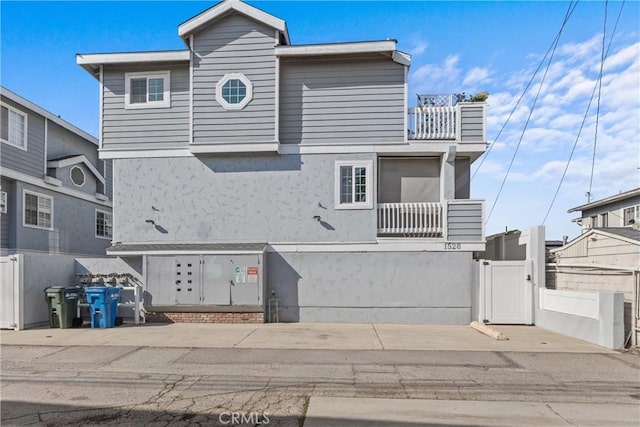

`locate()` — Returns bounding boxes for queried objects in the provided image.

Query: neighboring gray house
[568,187,640,232]
[0,87,113,256]
[76,0,487,324]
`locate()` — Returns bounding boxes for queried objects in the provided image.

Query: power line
[472,1,579,182]
[485,1,577,223]
[587,0,608,203]
[542,0,626,224]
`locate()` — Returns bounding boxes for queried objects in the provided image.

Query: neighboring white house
[568,187,640,232]
[549,226,640,347]
[76,0,488,324]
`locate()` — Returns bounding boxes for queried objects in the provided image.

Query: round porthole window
[70,166,86,187]
[216,73,253,110]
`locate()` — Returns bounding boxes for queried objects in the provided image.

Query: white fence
[377,202,442,237]
[1,255,23,329]
[536,287,624,349]
[539,288,599,320]
[408,107,457,140]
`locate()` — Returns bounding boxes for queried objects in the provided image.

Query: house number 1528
[444,243,462,250]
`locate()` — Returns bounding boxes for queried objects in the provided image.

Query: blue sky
[2,1,639,240]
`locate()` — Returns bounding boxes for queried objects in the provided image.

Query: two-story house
[567,187,640,232]
[1,87,113,256]
[76,0,487,324]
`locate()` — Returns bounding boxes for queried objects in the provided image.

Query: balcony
[377,200,485,241]
[407,94,486,142]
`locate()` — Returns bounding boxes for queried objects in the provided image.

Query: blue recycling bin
[84,286,121,328]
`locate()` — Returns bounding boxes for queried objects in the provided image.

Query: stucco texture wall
[114,154,377,244]
[267,251,474,324]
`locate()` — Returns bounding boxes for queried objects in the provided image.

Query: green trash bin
[44,286,81,328]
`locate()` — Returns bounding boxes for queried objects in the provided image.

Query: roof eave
[0,86,98,145]
[76,51,191,78]
[275,41,410,65]
[178,0,289,44]
[567,188,640,213]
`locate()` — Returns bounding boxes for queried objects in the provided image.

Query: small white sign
[234,266,246,284]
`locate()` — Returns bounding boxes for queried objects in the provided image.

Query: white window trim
[334,160,374,210]
[95,208,113,240]
[70,165,86,187]
[0,191,7,214]
[215,73,253,110]
[124,70,171,109]
[1,102,28,151]
[22,190,53,231]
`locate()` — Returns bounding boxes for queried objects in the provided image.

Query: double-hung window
[96,209,113,239]
[23,190,53,230]
[125,71,170,109]
[335,161,373,209]
[623,205,640,225]
[1,103,27,150]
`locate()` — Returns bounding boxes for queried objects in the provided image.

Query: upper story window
[70,166,86,187]
[23,190,53,230]
[334,160,373,210]
[216,73,253,110]
[623,205,640,225]
[96,209,113,239]
[124,71,170,109]
[1,103,27,150]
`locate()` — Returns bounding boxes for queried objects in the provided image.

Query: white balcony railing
[377,202,443,237]
[408,106,457,140]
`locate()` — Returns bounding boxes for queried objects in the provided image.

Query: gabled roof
[567,187,640,213]
[275,41,411,66]
[47,154,105,185]
[178,0,290,45]
[550,227,640,254]
[0,86,98,146]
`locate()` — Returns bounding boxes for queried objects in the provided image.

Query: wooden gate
[479,260,533,325]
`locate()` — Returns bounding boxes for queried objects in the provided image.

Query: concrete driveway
[0,323,613,353]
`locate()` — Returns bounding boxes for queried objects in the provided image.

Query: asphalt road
[1,345,639,426]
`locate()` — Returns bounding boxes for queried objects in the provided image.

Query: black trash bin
[44,286,82,328]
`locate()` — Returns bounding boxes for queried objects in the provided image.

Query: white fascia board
[392,51,412,66]
[567,188,640,213]
[0,87,98,146]
[275,40,397,58]
[76,51,190,75]
[2,167,112,207]
[107,249,263,256]
[99,148,194,160]
[268,241,486,253]
[178,0,289,44]
[189,142,279,154]
[47,154,106,185]
[279,142,453,156]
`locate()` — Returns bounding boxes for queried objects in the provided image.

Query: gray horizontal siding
[447,202,483,241]
[102,63,190,150]
[1,96,45,177]
[47,121,98,165]
[192,13,276,145]
[459,104,485,142]
[280,57,405,145]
